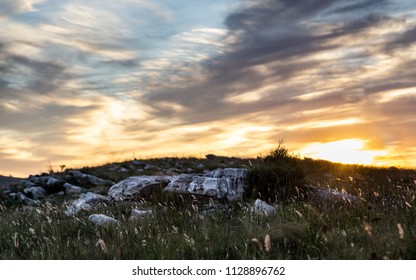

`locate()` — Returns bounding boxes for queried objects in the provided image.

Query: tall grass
[1,148,416,259]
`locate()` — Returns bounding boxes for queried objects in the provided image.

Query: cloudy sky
[1,0,416,177]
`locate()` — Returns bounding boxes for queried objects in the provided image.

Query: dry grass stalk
[364,222,372,236]
[251,238,263,252]
[264,234,271,253]
[96,238,108,253]
[397,223,404,239]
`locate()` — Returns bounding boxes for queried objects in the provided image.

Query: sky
[1,0,416,177]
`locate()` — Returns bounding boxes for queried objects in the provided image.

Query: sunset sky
[1,0,416,177]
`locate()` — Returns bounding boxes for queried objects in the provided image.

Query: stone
[308,186,359,203]
[108,176,171,201]
[129,209,153,221]
[63,183,87,195]
[163,168,248,201]
[164,175,224,198]
[23,186,46,200]
[65,192,112,216]
[251,199,276,216]
[14,192,40,207]
[88,214,119,226]
[65,170,112,188]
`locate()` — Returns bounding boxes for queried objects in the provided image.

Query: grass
[0,148,416,260]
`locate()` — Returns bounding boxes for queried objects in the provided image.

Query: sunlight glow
[298,139,388,165]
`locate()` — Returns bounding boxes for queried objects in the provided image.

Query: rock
[308,186,359,203]
[65,192,112,216]
[108,176,171,201]
[23,186,46,200]
[129,209,153,221]
[64,183,87,195]
[252,199,276,216]
[14,192,40,207]
[45,177,66,193]
[165,168,247,201]
[196,163,205,169]
[163,168,248,201]
[164,175,224,198]
[88,214,119,226]
[66,170,112,188]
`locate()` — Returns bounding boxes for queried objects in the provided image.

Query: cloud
[139,0,416,165]
[0,0,44,17]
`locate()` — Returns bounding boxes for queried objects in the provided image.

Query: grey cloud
[0,100,99,133]
[330,0,390,14]
[0,0,30,17]
[386,26,416,50]
[146,0,397,124]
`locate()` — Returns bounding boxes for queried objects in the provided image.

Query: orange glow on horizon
[297,139,388,165]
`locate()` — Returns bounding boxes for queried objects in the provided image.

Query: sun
[298,139,387,165]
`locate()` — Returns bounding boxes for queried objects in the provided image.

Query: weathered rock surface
[251,199,276,216]
[88,214,119,226]
[164,168,248,201]
[108,176,171,201]
[65,192,112,216]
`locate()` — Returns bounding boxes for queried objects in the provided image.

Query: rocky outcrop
[108,168,248,202]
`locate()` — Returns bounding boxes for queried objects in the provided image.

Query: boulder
[108,176,171,201]
[129,209,153,221]
[88,214,119,226]
[164,168,248,201]
[308,186,359,203]
[65,170,112,188]
[63,183,87,195]
[65,192,112,216]
[23,186,46,200]
[13,192,40,207]
[252,199,276,216]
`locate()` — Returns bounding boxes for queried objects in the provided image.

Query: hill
[1,150,416,260]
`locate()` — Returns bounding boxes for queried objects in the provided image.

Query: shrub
[246,143,306,204]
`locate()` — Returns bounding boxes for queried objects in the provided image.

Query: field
[1,148,415,260]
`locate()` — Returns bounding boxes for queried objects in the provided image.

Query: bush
[246,143,306,204]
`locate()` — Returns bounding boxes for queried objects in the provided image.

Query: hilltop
[1,148,416,260]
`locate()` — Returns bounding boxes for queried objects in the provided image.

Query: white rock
[309,186,359,203]
[65,192,111,216]
[129,209,153,221]
[164,168,248,201]
[108,176,171,201]
[23,186,46,200]
[88,214,119,226]
[63,183,87,195]
[15,192,40,207]
[252,199,276,216]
